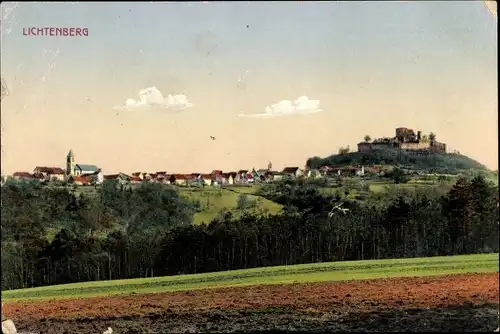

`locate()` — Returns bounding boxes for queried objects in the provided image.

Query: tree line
[1,176,498,290]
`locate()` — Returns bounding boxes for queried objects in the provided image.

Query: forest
[1,175,498,290]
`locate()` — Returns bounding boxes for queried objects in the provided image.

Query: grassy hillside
[2,253,497,302]
[179,187,282,225]
[68,185,282,226]
[307,149,488,174]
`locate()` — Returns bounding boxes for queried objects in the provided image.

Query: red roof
[13,172,34,178]
[211,170,223,175]
[70,175,90,184]
[174,174,187,180]
[130,176,142,182]
[282,167,299,173]
[35,166,65,174]
[104,174,120,180]
[238,170,248,174]
[246,173,254,180]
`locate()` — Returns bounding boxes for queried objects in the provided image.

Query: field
[3,254,499,333]
[178,187,282,224]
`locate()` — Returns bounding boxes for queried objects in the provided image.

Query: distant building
[357,127,446,154]
[83,170,104,185]
[282,167,303,179]
[33,166,65,181]
[68,175,91,186]
[66,149,101,176]
[12,172,34,180]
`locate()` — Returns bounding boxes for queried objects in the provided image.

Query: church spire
[66,149,76,176]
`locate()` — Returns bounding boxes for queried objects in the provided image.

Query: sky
[0,1,497,174]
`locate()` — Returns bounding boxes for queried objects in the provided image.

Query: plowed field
[4,273,499,333]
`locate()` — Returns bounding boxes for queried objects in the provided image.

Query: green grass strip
[2,253,497,302]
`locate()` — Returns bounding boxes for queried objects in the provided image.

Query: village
[4,149,383,188]
[2,127,450,188]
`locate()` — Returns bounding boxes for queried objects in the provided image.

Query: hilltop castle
[357,127,446,153]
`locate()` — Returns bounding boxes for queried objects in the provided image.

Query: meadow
[3,253,498,302]
[178,186,282,224]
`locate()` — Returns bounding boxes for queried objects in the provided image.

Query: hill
[307,149,489,174]
[178,187,282,225]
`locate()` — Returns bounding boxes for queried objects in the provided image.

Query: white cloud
[113,86,194,111]
[239,96,322,119]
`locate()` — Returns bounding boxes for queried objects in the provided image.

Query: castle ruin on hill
[357,127,446,153]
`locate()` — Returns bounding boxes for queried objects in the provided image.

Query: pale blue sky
[3,2,495,80]
[1,1,497,173]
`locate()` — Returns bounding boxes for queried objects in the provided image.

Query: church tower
[66,149,75,176]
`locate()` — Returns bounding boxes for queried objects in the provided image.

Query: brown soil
[3,273,499,333]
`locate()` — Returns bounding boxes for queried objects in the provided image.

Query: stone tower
[66,149,75,176]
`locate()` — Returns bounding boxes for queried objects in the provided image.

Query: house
[365,165,385,175]
[234,170,249,184]
[270,171,285,181]
[68,175,91,186]
[104,173,130,185]
[253,169,269,182]
[82,170,104,185]
[155,171,168,181]
[134,172,153,181]
[200,174,213,186]
[246,173,254,183]
[228,172,237,184]
[318,166,332,176]
[12,172,34,180]
[172,174,188,186]
[355,166,365,176]
[74,164,100,176]
[130,176,142,184]
[152,173,167,183]
[282,167,303,179]
[33,166,65,181]
[186,174,201,186]
[250,168,268,183]
[306,169,322,179]
[155,174,171,184]
[220,173,234,185]
[255,169,274,182]
[319,165,342,177]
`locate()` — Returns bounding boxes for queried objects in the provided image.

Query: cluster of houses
[6,165,389,187]
[1,148,391,187]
